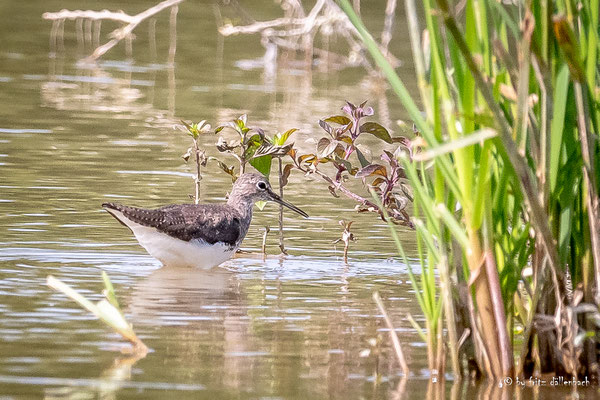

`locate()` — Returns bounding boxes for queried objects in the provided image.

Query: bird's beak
[267,189,309,218]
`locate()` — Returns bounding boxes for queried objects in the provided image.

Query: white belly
[109,209,236,268]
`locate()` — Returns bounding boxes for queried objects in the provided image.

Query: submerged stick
[373,291,409,375]
[43,0,184,61]
[380,0,397,57]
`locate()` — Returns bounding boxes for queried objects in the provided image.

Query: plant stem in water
[373,291,409,375]
[193,137,201,204]
[278,157,286,254]
[262,225,270,257]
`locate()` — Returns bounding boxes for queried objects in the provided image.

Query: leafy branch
[179,120,212,204]
[292,101,413,227]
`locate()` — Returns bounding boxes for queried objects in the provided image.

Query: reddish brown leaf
[299,154,316,164]
[281,164,293,187]
[371,177,385,187]
[356,164,387,178]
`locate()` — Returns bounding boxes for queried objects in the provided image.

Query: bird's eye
[257,181,267,190]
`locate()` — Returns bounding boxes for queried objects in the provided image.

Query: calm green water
[0,1,597,399]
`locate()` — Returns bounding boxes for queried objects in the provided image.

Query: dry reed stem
[47,275,148,355]
[484,250,513,377]
[372,291,409,375]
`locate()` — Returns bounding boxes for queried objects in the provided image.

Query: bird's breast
[111,207,238,268]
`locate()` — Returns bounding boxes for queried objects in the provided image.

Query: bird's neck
[227,195,254,220]
[227,197,254,245]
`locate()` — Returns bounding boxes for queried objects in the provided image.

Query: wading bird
[103,173,308,268]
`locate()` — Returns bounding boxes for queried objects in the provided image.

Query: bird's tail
[102,202,131,228]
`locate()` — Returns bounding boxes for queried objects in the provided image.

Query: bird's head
[229,173,308,218]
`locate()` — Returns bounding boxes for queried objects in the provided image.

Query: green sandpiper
[102,173,308,268]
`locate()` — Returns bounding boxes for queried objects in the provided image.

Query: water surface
[0,1,597,399]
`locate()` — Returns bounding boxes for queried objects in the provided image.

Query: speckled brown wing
[102,202,242,247]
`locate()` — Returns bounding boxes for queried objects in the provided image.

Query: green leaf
[360,122,393,143]
[250,155,272,176]
[102,271,120,309]
[549,64,570,192]
[233,118,250,135]
[356,147,370,168]
[324,115,352,125]
[180,120,197,138]
[274,128,298,145]
[244,133,263,148]
[243,133,266,160]
[234,119,246,130]
[434,204,469,249]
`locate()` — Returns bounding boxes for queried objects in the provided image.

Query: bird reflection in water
[127,266,254,392]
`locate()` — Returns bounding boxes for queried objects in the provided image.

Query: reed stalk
[339,0,600,380]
